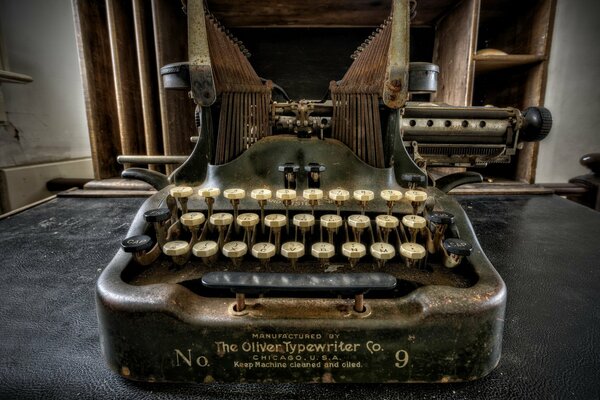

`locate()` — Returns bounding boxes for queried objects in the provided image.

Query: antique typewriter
[97,0,551,383]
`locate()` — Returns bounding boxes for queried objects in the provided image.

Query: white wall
[0,0,90,168]
[536,0,600,182]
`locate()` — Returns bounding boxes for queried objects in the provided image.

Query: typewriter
[97,0,551,383]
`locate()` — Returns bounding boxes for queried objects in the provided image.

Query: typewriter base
[98,296,504,383]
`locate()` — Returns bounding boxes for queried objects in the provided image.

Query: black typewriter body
[97,134,506,383]
[95,0,553,384]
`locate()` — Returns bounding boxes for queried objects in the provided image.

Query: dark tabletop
[0,194,598,399]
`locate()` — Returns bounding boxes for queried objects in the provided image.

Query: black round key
[428,211,455,225]
[443,238,472,256]
[144,208,171,223]
[121,235,153,253]
[401,173,426,184]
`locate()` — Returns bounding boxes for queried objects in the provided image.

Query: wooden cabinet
[430,0,556,182]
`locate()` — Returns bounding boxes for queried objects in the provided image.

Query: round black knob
[520,107,552,142]
[443,238,472,256]
[580,153,600,175]
[427,211,455,225]
[121,235,154,253]
[144,208,171,223]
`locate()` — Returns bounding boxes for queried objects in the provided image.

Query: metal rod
[117,155,188,165]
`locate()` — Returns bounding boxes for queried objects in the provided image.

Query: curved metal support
[121,168,169,190]
[389,109,427,187]
[435,172,483,193]
[172,106,212,186]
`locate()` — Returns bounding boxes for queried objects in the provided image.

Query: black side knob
[122,235,154,253]
[144,208,171,223]
[580,153,600,175]
[520,107,552,142]
[427,211,455,225]
[443,238,472,256]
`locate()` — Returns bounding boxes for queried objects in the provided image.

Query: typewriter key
[198,187,220,219]
[251,189,272,233]
[311,242,335,266]
[400,242,426,268]
[380,189,403,214]
[180,212,206,243]
[222,241,247,267]
[264,214,287,253]
[251,242,276,265]
[405,190,428,215]
[371,242,396,267]
[342,242,366,267]
[321,214,343,244]
[121,235,159,266]
[329,189,350,215]
[442,238,472,268]
[303,188,323,214]
[376,214,399,242]
[210,212,234,249]
[237,213,260,247]
[192,240,218,265]
[293,214,315,243]
[144,208,171,247]
[223,189,245,230]
[353,190,375,214]
[402,215,426,243]
[281,241,305,268]
[276,189,296,233]
[163,240,191,265]
[426,211,455,253]
[348,214,370,243]
[169,186,194,214]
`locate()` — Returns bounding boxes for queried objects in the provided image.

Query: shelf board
[474,54,545,74]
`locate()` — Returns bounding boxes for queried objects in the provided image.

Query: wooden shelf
[474,54,546,74]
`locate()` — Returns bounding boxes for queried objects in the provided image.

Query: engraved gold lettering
[394,349,409,368]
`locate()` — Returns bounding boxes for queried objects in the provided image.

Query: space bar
[201,272,397,294]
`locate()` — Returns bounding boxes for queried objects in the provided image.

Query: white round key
[353,189,374,202]
[222,241,247,258]
[223,188,245,200]
[348,214,371,229]
[342,242,367,259]
[251,242,276,259]
[320,214,343,229]
[303,188,323,200]
[381,189,403,202]
[237,213,260,227]
[198,187,220,198]
[371,242,396,260]
[311,242,335,259]
[251,188,272,201]
[276,189,297,201]
[281,241,305,259]
[293,213,315,228]
[376,214,399,229]
[264,214,287,228]
[400,242,426,260]
[405,190,428,202]
[180,212,205,227]
[402,215,426,229]
[163,240,190,256]
[192,240,218,257]
[329,189,350,202]
[210,212,233,226]
[170,186,193,198]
